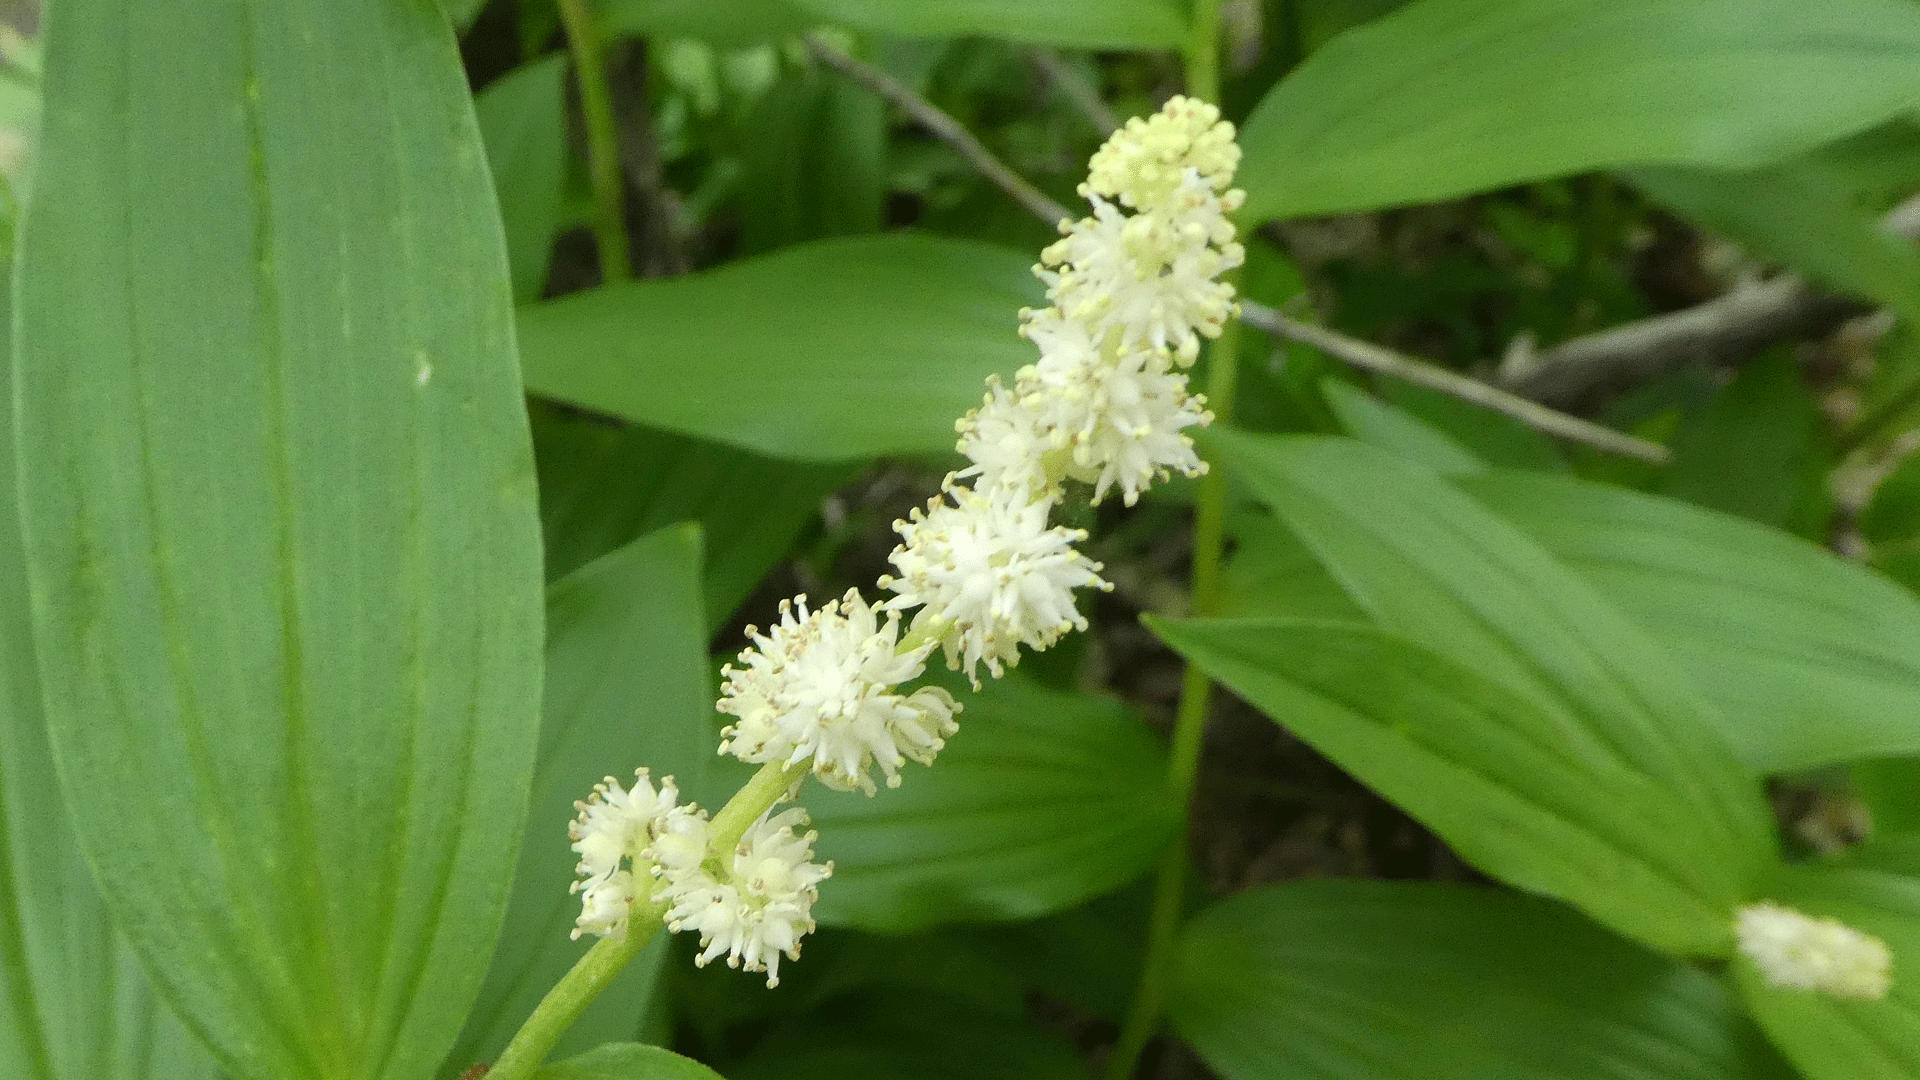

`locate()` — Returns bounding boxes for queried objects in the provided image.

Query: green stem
[1106,303,1240,1080]
[557,0,630,285]
[1184,0,1223,104]
[487,760,800,1079]
[486,917,663,1080]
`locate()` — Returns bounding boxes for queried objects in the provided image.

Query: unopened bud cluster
[566,98,1242,986]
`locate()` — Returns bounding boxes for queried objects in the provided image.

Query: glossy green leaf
[1733,863,1920,1080]
[1628,122,1920,323]
[1202,430,1776,942]
[534,1042,728,1080]
[449,526,712,1071]
[530,407,854,629]
[1238,0,1920,221]
[1171,880,1795,1080]
[791,0,1185,49]
[808,671,1179,934]
[517,234,1041,461]
[0,185,219,1080]
[1321,379,1484,476]
[477,55,568,303]
[1153,617,1753,954]
[15,4,544,1079]
[1461,470,1920,772]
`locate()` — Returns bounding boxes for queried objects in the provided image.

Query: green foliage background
[5,0,1920,1078]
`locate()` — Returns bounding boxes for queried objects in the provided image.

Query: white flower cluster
[569,98,1243,987]
[568,771,832,987]
[717,589,960,795]
[955,94,1243,507]
[1735,901,1892,1000]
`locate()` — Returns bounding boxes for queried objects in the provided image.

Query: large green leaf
[1153,617,1754,954]
[15,4,544,1079]
[517,234,1041,461]
[477,55,568,304]
[448,527,713,1073]
[1461,471,1920,772]
[791,0,1185,49]
[1170,880,1794,1080]
[530,407,854,629]
[1238,0,1920,221]
[1201,431,1776,950]
[1733,863,1920,1080]
[0,183,219,1080]
[808,671,1179,934]
[534,1042,728,1080]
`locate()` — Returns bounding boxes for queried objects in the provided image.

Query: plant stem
[485,917,663,1080]
[1184,0,1223,104]
[1107,305,1240,1080]
[1104,15,1233,1074]
[556,0,630,285]
[486,760,800,1079]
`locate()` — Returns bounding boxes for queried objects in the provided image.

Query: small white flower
[1038,176,1244,364]
[1736,901,1892,1000]
[567,769,693,940]
[880,480,1111,685]
[955,375,1061,498]
[1084,95,1242,209]
[717,589,962,794]
[651,806,832,988]
[1024,316,1213,505]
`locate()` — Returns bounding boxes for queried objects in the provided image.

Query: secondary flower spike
[1735,901,1892,1000]
[568,769,700,940]
[649,806,832,988]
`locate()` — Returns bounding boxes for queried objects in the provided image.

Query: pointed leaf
[515,235,1041,461]
[1201,430,1775,922]
[15,4,544,1078]
[1153,617,1751,953]
[1461,470,1920,772]
[1171,880,1795,1080]
[1239,0,1920,220]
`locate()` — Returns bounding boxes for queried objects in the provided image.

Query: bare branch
[803,33,1072,227]
[1510,194,1920,410]
[1023,48,1120,136]
[808,31,1668,463]
[1239,301,1673,465]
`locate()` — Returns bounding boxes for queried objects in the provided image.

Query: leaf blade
[15,3,544,1078]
